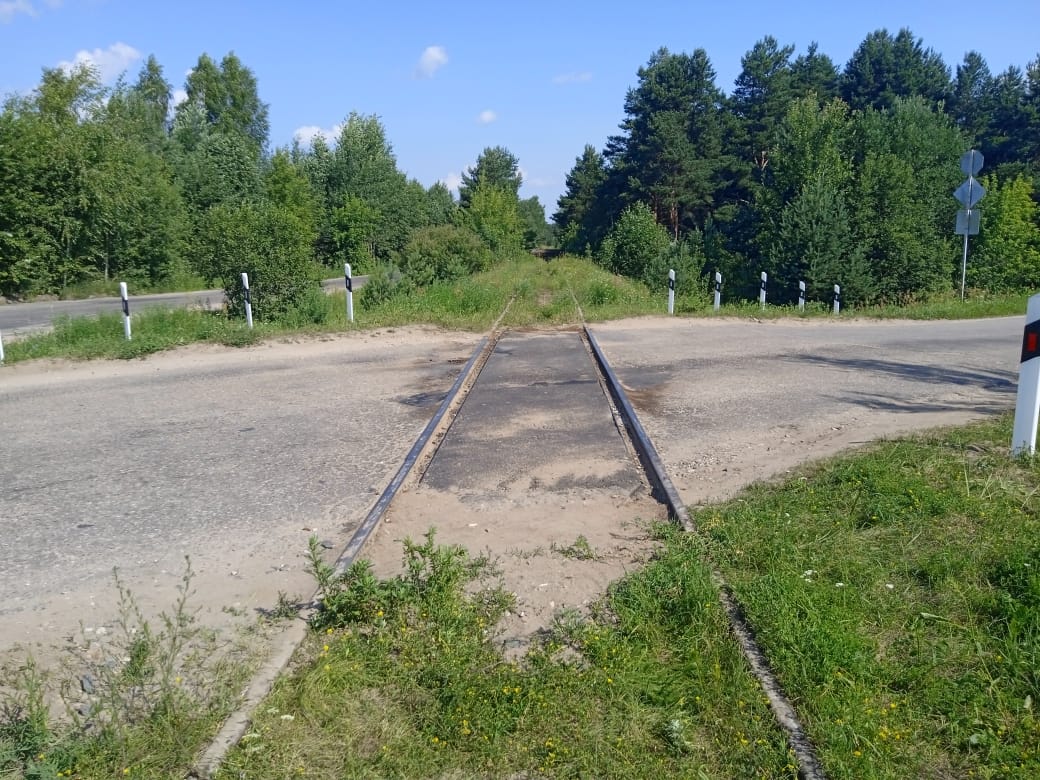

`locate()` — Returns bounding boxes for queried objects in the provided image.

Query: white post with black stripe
[119,282,131,341]
[0,329,5,363]
[713,270,722,311]
[667,268,675,315]
[345,263,355,323]
[798,281,806,312]
[759,272,767,309]
[241,272,254,329]
[1012,293,1040,455]
[833,284,841,315]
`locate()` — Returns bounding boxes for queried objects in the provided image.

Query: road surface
[0,277,363,337]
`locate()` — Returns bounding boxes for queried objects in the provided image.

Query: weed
[552,534,599,560]
[0,560,259,778]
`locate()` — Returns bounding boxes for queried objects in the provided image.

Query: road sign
[961,149,984,177]
[955,209,981,236]
[954,178,986,208]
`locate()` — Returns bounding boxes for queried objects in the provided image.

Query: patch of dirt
[368,481,668,657]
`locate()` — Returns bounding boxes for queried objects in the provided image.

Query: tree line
[554,29,1040,304]
[0,52,551,316]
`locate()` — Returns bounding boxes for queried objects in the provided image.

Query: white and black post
[0,329,5,364]
[119,282,131,341]
[344,263,355,323]
[667,268,675,315]
[798,281,806,312]
[833,284,841,315]
[1012,293,1040,455]
[759,272,767,309]
[241,272,253,329]
[713,270,722,311]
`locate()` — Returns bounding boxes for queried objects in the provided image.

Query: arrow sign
[954,178,986,208]
[961,149,984,177]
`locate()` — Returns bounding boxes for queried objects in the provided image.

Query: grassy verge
[1,256,1028,366]
[700,413,1040,778]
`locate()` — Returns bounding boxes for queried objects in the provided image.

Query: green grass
[216,532,795,779]
[700,413,1040,778]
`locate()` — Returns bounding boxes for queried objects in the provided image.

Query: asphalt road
[0,277,363,336]
[0,328,477,655]
[0,313,1025,663]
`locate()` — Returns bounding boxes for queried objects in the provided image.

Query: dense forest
[0,52,551,314]
[2,29,1039,312]
[556,29,1040,303]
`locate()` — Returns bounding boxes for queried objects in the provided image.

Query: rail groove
[585,325,826,780]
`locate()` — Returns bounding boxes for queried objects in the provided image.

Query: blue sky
[3,0,1039,216]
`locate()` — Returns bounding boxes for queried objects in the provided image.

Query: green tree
[791,43,840,102]
[607,48,728,238]
[518,196,552,249]
[970,174,1040,291]
[458,146,522,208]
[950,52,994,145]
[330,195,380,271]
[729,36,796,183]
[554,144,608,252]
[464,181,523,253]
[841,28,950,111]
[773,174,873,303]
[848,97,964,300]
[180,52,269,151]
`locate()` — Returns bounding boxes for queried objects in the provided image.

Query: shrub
[399,224,491,287]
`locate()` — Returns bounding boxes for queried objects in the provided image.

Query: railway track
[195,295,825,778]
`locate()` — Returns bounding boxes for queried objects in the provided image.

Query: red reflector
[1030,334,1038,353]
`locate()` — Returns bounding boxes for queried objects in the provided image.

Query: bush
[599,202,671,281]
[196,201,319,323]
[399,224,491,287]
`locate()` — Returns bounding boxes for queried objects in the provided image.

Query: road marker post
[798,281,805,312]
[667,269,675,315]
[344,263,355,323]
[833,284,841,315]
[241,273,253,329]
[1012,293,1040,455]
[119,282,131,341]
[713,270,722,311]
[759,272,767,309]
[0,329,5,363]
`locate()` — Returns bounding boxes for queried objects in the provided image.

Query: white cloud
[477,109,497,124]
[0,0,36,23]
[415,45,448,78]
[552,71,592,85]
[172,88,188,107]
[294,123,343,147]
[58,42,142,82]
[440,172,463,194]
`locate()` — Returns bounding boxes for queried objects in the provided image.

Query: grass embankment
[215,414,1039,779]
[2,254,1026,365]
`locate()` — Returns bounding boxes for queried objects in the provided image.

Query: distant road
[0,277,365,337]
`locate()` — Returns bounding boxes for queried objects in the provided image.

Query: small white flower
[802,570,816,578]
[280,714,295,721]
[835,582,846,588]
[885,583,895,590]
